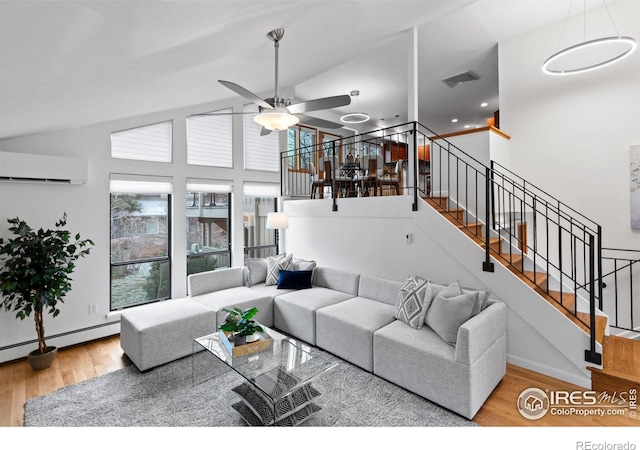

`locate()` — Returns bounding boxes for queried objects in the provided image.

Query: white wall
[499,0,640,249]
[0,96,281,363]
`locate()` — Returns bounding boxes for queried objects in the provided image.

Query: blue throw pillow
[277,270,313,290]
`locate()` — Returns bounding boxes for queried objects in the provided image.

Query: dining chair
[355,155,383,196]
[381,158,402,195]
[309,161,326,199]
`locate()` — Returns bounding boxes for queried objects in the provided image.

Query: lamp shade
[266,212,289,229]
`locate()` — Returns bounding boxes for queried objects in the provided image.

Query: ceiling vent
[441,70,480,88]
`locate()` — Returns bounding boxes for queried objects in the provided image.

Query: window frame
[109,191,172,311]
[186,191,232,276]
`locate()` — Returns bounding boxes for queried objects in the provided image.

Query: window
[287,126,317,170]
[109,176,172,310]
[186,180,233,276]
[243,104,280,172]
[187,109,233,167]
[322,132,343,160]
[111,121,172,163]
[243,183,278,259]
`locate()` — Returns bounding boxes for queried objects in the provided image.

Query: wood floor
[1,334,638,427]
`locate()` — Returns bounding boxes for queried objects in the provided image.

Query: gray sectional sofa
[120,259,506,420]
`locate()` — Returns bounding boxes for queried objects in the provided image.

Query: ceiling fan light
[340,112,370,124]
[254,111,299,131]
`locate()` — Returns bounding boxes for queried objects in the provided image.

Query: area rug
[24,347,477,427]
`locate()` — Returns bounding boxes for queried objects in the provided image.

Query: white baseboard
[507,353,592,389]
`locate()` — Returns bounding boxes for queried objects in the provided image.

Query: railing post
[412,122,418,211]
[483,166,495,272]
[597,224,603,311]
[585,233,602,365]
[331,140,338,212]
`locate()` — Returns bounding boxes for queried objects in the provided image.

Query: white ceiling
[0,0,619,140]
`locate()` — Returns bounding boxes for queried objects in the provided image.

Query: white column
[407,27,419,196]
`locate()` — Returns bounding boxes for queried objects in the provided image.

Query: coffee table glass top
[193,326,338,402]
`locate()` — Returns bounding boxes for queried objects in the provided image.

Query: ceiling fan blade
[296,114,344,129]
[260,127,272,136]
[287,94,351,114]
[218,80,274,110]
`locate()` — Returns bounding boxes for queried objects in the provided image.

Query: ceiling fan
[200,28,351,136]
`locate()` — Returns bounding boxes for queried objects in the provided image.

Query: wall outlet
[405,233,411,244]
[89,304,98,315]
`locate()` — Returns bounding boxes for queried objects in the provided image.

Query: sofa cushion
[188,267,245,296]
[425,281,479,346]
[277,270,313,290]
[358,274,404,306]
[316,297,396,372]
[266,253,294,286]
[190,286,273,328]
[273,287,354,345]
[394,276,432,329]
[313,267,360,296]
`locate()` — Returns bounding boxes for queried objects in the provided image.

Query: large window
[111,121,172,163]
[186,180,232,275]
[243,104,280,172]
[110,177,172,310]
[187,109,233,167]
[243,183,278,259]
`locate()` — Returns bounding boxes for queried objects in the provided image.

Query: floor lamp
[266,212,289,255]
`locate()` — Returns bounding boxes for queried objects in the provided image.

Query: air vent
[441,70,480,88]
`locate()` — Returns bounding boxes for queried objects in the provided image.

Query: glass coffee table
[192,325,338,426]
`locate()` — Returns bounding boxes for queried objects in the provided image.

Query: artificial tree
[0,213,94,367]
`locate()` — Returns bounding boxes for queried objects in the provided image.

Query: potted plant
[0,213,94,370]
[219,306,264,345]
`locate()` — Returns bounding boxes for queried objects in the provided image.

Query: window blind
[243,182,279,198]
[111,121,172,163]
[187,109,233,167]
[110,174,173,194]
[243,104,280,172]
[186,178,233,193]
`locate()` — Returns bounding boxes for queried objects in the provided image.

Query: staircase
[424,193,639,392]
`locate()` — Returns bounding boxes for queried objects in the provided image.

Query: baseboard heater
[0,321,119,352]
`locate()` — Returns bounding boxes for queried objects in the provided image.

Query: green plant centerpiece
[219,306,264,345]
[0,214,94,370]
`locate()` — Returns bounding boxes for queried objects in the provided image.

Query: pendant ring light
[542,0,636,76]
[341,90,370,124]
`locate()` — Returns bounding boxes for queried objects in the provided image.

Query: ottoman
[120,298,216,371]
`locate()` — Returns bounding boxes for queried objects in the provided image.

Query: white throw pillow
[245,258,268,286]
[394,276,431,329]
[425,281,479,346]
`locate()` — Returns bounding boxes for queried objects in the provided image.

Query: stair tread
[548,290,577,310]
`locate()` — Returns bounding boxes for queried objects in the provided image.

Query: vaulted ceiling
[0,0,616,140]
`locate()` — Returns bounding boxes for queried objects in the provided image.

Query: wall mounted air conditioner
[0,151,88,185]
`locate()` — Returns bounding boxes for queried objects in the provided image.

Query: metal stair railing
[412,122,603,364]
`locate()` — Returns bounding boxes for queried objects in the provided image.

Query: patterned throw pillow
[394,276,432,329]
[265,253,293,286]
